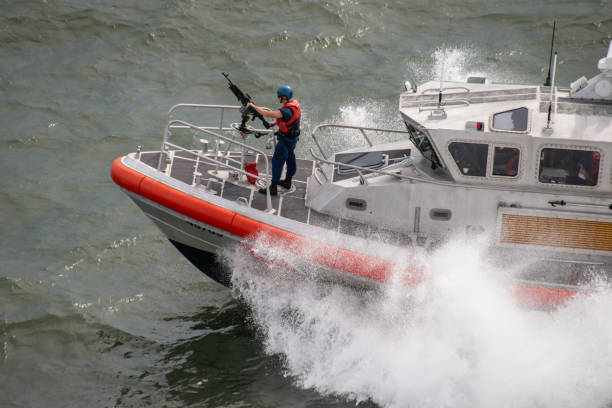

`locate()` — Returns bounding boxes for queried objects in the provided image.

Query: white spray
[228,236,612,408]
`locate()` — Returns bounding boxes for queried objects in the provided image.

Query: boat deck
[138,150,416,246]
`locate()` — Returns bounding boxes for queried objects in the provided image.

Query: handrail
[422,86,471,94]
[310,123,411,160]
[158,104,243,170]
[310,147,439,185]
[162,103,242,148]
[164,119,275,213]
[310,147,560,194]
[418,100,470,110]
[309,146,494,189]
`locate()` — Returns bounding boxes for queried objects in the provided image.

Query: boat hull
[169,239,231,286]
[112,156,400,289]
[112,155,583,309]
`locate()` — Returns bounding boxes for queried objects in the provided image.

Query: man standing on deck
[246,85,301,196]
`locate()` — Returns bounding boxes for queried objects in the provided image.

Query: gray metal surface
[333,148,411,182]
[221,182,252,203]
[539,96,612,116]
[400,87,537,108]
[170,151,197,184]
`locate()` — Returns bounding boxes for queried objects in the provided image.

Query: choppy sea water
[2,1,612,407]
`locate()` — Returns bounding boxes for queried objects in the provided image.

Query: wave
[227,236,612,408]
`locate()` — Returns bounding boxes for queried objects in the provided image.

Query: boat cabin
[304,42,612,266]
[399,81,611,194]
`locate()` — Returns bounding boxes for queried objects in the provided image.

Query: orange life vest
[276,99,301,137]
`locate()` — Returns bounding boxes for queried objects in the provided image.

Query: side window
[492,147,520,177]
[448,142,488,177]
[538,148,600,186]
[491,107,529,132]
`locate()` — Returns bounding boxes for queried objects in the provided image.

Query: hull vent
[500,213,612,252]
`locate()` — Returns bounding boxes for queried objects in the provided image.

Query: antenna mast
[438,56,444,107]
[544,52,558,134]
[544,20,556,86]
[438,19,452,107]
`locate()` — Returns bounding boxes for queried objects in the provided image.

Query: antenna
[438,19,452,107]
[544,52,558,134]
[544,20,556,86]
[438,55,444,107]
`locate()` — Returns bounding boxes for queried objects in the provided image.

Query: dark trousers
[271,136,298,183]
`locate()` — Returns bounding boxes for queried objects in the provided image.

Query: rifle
[222,72,271,133]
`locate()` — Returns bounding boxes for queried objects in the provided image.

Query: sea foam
[228,236,612,408]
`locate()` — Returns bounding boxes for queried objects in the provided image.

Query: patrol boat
[111,42,612,308]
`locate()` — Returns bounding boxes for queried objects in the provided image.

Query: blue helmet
[277,85,293,100]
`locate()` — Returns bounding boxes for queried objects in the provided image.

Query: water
[2,1,612,406]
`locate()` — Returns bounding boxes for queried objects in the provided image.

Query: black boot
[278,177,292,189]
[258,182,277,196]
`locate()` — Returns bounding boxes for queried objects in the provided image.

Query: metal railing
[418,86,471,110]
[163,103,242,145]
[309,123,420,186]
[308,123,589,194]
[155,104,277,213]
[309,147,447,186]
[421,86,471,94]
[310,123,411,160]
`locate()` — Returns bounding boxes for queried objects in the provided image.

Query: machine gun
[222,72,271,135]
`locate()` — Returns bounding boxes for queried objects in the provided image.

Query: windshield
[404,121,443,169]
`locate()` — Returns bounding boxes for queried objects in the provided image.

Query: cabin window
[492,147,520,177]
[538,148,600,186]
[491,107,529,132]
[448,142,488,177]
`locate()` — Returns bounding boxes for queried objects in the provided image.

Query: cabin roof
[400,80,612,143]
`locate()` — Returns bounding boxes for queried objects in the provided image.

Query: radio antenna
[438,18,453,107]
[544,20,556,86]
[545,52,558,129]
[438,56,445,107]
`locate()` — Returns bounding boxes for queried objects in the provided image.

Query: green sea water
[2,1,612,407]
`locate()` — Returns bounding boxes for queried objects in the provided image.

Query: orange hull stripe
[139,177,236,231]
[230,214,339,268]
[110,157,146,194]
[514,284,578,309]
[335,248,392,281]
